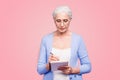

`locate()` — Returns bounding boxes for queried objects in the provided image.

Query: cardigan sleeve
[77,37,92,75]
[37,37,49,75]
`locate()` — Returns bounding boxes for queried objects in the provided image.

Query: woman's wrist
[46,63,50,70]
[71,67,80,74]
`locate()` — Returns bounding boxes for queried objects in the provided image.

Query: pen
[50,52,59,61]
[50,52,54,55]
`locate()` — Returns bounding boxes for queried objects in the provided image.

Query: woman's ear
[53,16,56,20]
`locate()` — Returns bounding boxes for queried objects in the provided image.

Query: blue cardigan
[37,32,91,80]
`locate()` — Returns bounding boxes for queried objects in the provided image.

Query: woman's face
[54,12,71,33]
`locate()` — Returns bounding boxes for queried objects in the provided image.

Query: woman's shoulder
[72,32,83,39]
[72,32,85,44]
[41,32,53,41]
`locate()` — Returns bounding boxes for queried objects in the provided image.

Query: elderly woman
[37,6,91,80]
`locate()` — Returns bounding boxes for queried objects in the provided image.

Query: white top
[51,48,71,80]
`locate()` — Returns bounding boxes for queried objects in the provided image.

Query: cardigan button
[74,75,76,77]
[70,77,72,80]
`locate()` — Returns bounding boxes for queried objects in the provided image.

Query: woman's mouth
[60,28,65,30]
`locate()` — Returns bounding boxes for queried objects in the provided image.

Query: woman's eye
[56,19,61,22]
[63,19,68,22]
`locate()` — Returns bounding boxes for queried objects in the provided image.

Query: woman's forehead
[55,12,70,19]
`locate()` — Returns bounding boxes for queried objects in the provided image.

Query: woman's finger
[49,55,59,61]
[59,66,72,74]
[58,66,69,70]
[62,70,70,74]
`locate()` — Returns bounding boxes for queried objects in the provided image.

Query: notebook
[50,61,68,71]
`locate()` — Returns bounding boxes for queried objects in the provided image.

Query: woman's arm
[56,36,91,75]
[37,37,60,74]
[37,38,49,75]
[77,37,92,74]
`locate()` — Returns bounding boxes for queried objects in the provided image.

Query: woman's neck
[54,30,72,37]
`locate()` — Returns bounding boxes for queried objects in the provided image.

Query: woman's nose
[60,22,64,26]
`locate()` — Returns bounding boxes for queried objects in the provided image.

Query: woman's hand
[46,53,59,70]
[48,54,59,62]
[58,66,72,74]
[58,66,80,74]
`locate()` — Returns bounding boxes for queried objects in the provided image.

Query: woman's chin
[58,30,67,33]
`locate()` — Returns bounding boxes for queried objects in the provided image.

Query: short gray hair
[52,6,72,18]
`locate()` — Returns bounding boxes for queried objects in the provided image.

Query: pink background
[0,0,120,80]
